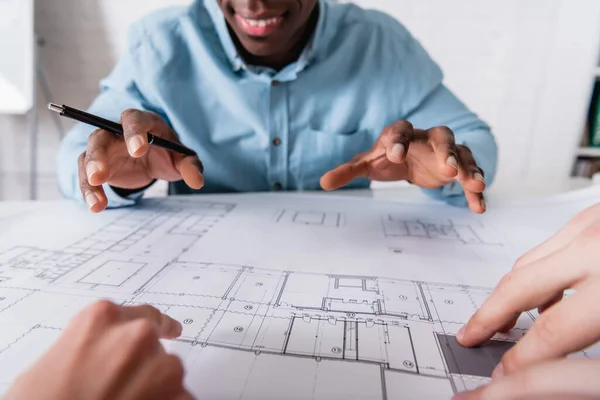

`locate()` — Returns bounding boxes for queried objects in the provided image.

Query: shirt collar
[202,0,330,78]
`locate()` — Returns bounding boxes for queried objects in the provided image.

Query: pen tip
[47,103,64,113]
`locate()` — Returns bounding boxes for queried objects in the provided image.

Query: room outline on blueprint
[0,194,597,399]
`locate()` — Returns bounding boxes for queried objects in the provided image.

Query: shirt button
[273,182,282,191]
[272,80,279,86]
[272,137,281,146]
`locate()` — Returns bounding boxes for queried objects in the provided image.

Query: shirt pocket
[290,127,375,189]
[206,118,258,146]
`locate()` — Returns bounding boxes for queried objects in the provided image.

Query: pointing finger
[498,281,600,376]
[119,304,183,339]
[320,155,372,191]
[457,244,583,348]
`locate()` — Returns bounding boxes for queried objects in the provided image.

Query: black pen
[48,103,196,157]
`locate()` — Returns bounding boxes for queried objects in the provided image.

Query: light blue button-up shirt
[57,0,498,208]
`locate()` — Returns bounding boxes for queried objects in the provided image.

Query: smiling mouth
[234,12,286,37]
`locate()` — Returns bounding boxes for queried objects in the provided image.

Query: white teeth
[244,17,279,28]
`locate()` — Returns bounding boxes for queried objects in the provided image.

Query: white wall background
[1,0,599,200]
[353,0,600,193]
[0,0,34,114]
[0,0,190,200]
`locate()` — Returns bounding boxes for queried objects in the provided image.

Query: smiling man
[57,0,498,214]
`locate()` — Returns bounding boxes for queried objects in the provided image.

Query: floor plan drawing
[0,260,529,398]
[382,215,501,246]
[132,262,533,398]
[77,260,148,288]
[274,209,345,228]
[0,199,235,291]
[381,214,511,264]
[0,191,598,399]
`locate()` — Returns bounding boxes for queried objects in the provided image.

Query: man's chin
[237,37,281,58]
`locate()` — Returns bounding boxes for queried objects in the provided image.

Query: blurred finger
[454,359,600,400]
[146,354,187,400]
[499,281,600,375]
[96,320,165,393]
[115,353,187,400]
[464,191,486,215]
[499,313,521,333]
[78,152,107,212]
[454,146,486,213]
[85,129,118,186]
[538,292,564,314]
[514,206,599,268]
[379,121,414,163]
[427,126,459,178]
[458,246,583,347]
[173,156,204,190]
[320,155,373,191]
[172,391,195,400]
[456,146,486,193]
[119,304,183,339]
[120,109,152,157]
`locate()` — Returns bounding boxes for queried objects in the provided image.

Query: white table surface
[313,177,595,204]
[0,177,595,216]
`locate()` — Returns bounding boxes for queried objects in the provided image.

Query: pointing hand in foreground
[3,300,192,400]
[453,202,600,399]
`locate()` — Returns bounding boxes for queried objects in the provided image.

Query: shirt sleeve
[371,12,498,207]
[404,83,498,207]
[56,25,154,209]
[378,13,499,207]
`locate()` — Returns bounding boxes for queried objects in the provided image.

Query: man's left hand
[320,121,487,213]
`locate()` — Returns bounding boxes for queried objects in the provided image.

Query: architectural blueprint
[0,188,599,399]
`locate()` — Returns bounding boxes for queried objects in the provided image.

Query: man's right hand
[78,109,204,212]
